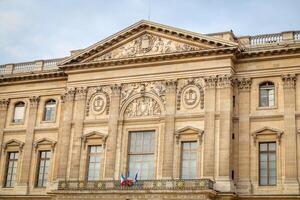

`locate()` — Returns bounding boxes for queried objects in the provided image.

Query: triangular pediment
[60,20,238,65]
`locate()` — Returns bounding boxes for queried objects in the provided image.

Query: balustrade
[250,33,283,45]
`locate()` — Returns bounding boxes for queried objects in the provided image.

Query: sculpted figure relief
[125,97,161,118]
[121,81,166,104]
[94,33,201,61]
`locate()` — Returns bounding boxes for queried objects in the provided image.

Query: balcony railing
[58,179,214,191]
[294,31,300,41]
[250,33,283,45]
[0,58,65,76]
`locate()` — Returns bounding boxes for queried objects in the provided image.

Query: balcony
[57,179,214,191]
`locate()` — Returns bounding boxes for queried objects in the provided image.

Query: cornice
[0,71,67,84]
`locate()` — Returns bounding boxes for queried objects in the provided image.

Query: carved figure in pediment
[94,33,201,61]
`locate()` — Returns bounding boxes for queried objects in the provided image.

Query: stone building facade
[0,20,300,199]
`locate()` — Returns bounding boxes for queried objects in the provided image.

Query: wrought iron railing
[58,179,214,191]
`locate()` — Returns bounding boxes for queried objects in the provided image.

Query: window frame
[12,101,25,124]
[180,141,198,179]
[86,145,103,181]
[259,142,277,186]
[127,130,156,180]
[42,99,57,122]
[35,150,51,188]
[4,151,19,188]
[259,81,275,108]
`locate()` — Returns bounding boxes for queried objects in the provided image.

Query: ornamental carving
[124,97,161,118]
[236,78,252,91]
[282,74,296,89]
[204,76,217,88]
[121,81,166,105]
[177,78,204,110]
[94,33,201,61]
[86,86,110,117]
[61,88,76,103]
[0,99,9,110]
[218,74,233,88]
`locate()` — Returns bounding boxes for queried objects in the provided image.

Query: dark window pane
[259,142,276,186]
[5,152,19,187]
[36,151,51,187]
[181,141,197,179]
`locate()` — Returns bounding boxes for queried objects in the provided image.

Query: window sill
[10,121,24,125]
[257,106,277,110]
[41,120,56,124]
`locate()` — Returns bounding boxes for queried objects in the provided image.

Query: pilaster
[0,99,9,155]
[215,74,235,192]
[17,96,40,194]
[69,87,88,180]
[56,88,76,180]
[162,79,177,178]
[203,75,217,179]
[105,84,121,180]
[236,78,252,194]
[281,74,299,194]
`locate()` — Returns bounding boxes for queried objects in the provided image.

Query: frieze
[124,96,161,118]
[93,33,201,61]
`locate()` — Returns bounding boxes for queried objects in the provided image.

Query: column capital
[0,99,9,110]
[165,79,177,91]
[61,87,76,103]
[75,87,88,101]
[282,74,296,89]
[236,77,252,91]
[204,75,217,89]
[29,96,40,107]
[110,84,122,96]
[218,74,233,88]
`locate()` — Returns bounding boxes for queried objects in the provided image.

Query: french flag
[120,174,126,186]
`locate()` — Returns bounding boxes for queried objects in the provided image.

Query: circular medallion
[91,94,106,115]
[182,86,200,109]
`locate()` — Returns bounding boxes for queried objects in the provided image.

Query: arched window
[43,99,56,121]
[259,82,275,107]
[13,102,25,123]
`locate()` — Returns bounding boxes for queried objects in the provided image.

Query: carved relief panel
[177,78,204,112]
[93,33,201,61]
[86,86,110,119]
[124,97,161,118]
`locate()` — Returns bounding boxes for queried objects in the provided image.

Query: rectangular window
[128,131,155,180]
[36,151,51,187]
[5,152,19,188]
[181,141,197,179]
[87,145,102,181]
[259,142,276,186]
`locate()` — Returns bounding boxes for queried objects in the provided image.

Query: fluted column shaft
[18,96,40,190]
[162,80,177,178]
[104,84,121,179]
[69,87,87,180]
[203,76,217,179]
[56,88,76,180]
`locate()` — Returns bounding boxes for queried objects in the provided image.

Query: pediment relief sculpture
[124,97,161,118]
[93,33,202,61]
[121,81,166,105]
[86,86,110,117]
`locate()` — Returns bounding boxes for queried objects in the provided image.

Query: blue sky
[0,0,300,64]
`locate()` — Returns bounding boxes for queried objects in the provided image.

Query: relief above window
[259,81,275,107]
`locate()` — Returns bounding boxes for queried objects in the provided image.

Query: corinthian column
[203,76,217,179]
[17,96,40,194]
[215,74,234,192]
[0,99,9,153]
[282,74,299,194]
[56,88,76,180]
[69,87,88,180]
[162,79,177,178]
[236,78,252,194]
[104,84,121,180]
